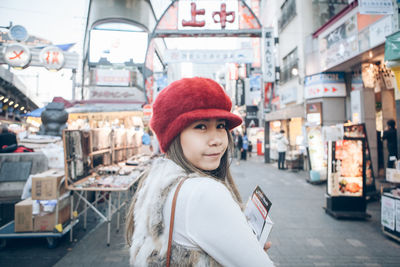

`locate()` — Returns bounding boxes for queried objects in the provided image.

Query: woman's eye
[194,124,206,130]
[217,123,226,129]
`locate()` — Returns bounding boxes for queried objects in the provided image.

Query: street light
[291,67,298,76]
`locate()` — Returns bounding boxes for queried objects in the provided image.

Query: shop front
[265,103,305,170]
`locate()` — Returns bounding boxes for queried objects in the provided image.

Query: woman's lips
[204,153,221,157]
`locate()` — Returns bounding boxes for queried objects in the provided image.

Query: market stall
[63,128,150,246]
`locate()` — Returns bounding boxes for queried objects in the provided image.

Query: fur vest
[129,158,222,267]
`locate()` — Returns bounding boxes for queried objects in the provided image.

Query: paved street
[2,155,400,266]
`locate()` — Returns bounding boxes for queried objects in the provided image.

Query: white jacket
[130,158,274,266]
[276,133,289,152]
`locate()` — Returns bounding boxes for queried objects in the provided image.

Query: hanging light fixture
[3,98,9,103]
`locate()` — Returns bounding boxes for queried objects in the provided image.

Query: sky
[0,0,90,107]
[0,0,89,47]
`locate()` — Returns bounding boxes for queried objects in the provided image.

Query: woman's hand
[264,241,272,253]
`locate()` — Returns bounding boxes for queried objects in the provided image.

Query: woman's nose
[208,130,223,146]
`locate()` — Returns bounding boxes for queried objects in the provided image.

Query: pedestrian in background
[248,140,253,157]
[0,124,17,149]
[241,131,248,160]
[276,129,289,170]
[126,77,274,266]
[382,119,398,168]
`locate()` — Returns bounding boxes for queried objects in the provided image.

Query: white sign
[304,72,346,99]
[369,16,393,48]
[178,1,238,30]
[396,199,400,233]
[279,86,297,105]
[264,28,275,82]
[39,46,65,71]
[89,86,144,101]
[359,0,394,15]
[3,44,31,68]
[381,195,395,231]
[165,49,253,63]
[95,69,131,86]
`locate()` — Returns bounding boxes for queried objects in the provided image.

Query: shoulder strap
[166,178,187,267]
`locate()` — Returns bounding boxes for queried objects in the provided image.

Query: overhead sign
[178,1,239,30]
[3,44,31,68]
[89,86,145,102]
[304,72,346,99]
[39,46,65,71]
[165,49,253,63]
[359,0,394,15]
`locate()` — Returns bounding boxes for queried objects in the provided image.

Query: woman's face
[180,119,228,171]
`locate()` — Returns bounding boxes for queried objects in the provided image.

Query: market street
[2,155,400,267]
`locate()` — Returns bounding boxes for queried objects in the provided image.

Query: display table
[67,169,144,246]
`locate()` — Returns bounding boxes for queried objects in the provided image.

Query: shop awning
[264,104,305,121]
[385,31,400,61]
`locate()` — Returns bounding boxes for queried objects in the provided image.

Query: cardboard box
[386,168,400,183]
[15,198,33,232]
[33,196,71,232]
[31,169,66,200]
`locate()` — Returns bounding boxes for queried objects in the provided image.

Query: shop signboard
[264,28,275,82]
[306,126,327,174]
[245,105,259,127]
[164,49,253,64]
[359,0,394,15]
[39,46,65,71]
[381,194,395,230]
[247,73,261,105]
[343,124,376,195]
[95,69,131,87]
[3,44,31,68]
[306,102,322,126]
[279,86,297,105]
[369,15,392,48]
[89,86,145,102]
[304,72,346,99]
[328,139,364,197]
[319,13,358,70]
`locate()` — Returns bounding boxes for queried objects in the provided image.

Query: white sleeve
[182,179,274,267]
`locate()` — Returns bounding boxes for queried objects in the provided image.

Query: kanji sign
[39,46,65,71]
[178,1,238,30]
[264,28,275,82]
[3,44,31,68]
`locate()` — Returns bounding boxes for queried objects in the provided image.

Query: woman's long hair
[125,130,242,246]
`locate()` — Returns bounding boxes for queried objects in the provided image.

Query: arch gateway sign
[144,0,265,103]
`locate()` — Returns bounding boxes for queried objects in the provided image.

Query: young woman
[126,77,274,266]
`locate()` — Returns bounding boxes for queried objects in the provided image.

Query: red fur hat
[150,77,242,153]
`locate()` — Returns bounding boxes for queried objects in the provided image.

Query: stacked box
[14,198,34,232]
[31,169,66,200]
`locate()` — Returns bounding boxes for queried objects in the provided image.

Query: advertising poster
[343,124,375,190]
[306,126,327,174]
[331,140,363,197]
[381,195,395,231]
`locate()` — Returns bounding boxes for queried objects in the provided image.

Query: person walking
[276,129,289,170]
[248,140,253,157]
[382,119,398,168]
[126,77,274,267]
[241,131,249,160]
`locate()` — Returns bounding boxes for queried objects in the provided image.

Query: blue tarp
[22,107,45,117]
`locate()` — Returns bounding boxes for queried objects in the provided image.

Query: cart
[0,176,78,250]
[0,219,79,249]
